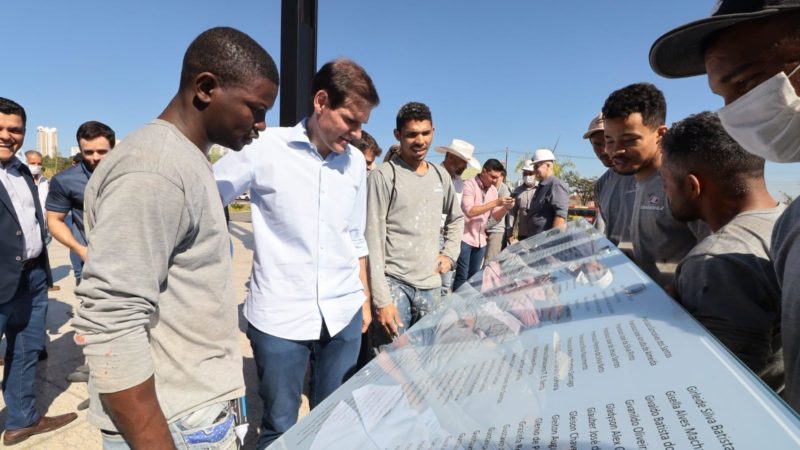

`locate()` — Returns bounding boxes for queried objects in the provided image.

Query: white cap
[531,148,556,164]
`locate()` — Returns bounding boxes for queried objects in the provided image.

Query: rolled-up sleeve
[73,172,190,393]
[461,178,477,215]
[349,167,368,257]
[552,180,569,219]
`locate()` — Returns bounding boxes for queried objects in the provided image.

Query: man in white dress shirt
[214,58,379,448]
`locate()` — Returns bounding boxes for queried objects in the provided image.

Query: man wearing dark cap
[649,0,800,411]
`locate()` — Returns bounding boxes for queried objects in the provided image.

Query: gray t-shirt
[676,205,785,391]
[487,182,511,234]
[630,172,707,286]
[594,168,636,246]
[772,198,800,409]
[366,156,464,308]
[73,120,243,430]
[509,183,537,238]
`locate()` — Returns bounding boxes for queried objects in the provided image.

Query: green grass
[229,201,251,212]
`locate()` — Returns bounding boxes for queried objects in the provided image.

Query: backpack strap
[386,159,445,219]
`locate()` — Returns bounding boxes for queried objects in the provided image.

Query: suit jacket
[0,162,52,304]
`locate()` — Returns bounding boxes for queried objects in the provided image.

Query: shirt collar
[288,118,311,146]
[474,174,488,190]
[538,176,554,187]
[2,156,22,172]
[80,160,93,178]
[288,118,345,161]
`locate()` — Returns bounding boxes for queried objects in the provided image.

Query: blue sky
[6,0,798,197]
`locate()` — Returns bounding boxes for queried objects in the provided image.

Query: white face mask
[28,165,42,176]
[717,63,800,163]
[523,175,536,186]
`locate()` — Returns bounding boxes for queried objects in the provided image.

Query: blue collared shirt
[214,120,368,340]
[46,161,92,245]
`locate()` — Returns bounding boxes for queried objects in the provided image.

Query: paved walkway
[0,220,292,449]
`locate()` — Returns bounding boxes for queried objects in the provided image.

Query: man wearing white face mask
[650,0,800,411]
[508,159,539,243]
[24,150,48,208]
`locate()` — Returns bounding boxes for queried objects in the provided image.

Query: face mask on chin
[718,63,800,163]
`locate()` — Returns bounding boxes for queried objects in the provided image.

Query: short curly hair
[180,27,279,90]
[662,111,764,196]
[602,82,666,129]
[395,102,432,131]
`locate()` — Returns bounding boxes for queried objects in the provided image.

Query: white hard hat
[531,148,556,165]
[521,160,535,172]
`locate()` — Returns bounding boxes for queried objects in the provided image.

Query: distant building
[37,126,58,158]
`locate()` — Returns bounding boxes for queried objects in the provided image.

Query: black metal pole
[280,0,318,127]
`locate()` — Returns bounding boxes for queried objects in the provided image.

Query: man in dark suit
[0,97,76,445]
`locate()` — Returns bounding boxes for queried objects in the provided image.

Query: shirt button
[16,230,22,236]
[15,256,22,261]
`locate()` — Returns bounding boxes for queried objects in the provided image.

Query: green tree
[42,155,73,178]
[461,167,480,180]
[208,145,229,164]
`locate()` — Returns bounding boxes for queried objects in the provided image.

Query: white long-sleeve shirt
[214,120,368,340]
[0,158,43,260]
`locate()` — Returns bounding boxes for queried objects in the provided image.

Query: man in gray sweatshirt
[366,102,464,353]
[71,27,279,449]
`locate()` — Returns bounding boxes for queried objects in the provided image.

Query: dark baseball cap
[649,0,800,79]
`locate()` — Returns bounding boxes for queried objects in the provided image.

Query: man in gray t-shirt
[366,102,464,353]
[663,112,784,392]
[602,83,704,287]
[72,28,280,449]
[583,112,636,249]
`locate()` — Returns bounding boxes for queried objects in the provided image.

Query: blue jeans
[101,401,237,449]
[247,310,362,449]
[0,262,48,430]
[70,252,83,282]
[453,241,486,292]
[370,277,442,354]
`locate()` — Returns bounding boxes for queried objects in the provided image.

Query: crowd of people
[1,0,799,448]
